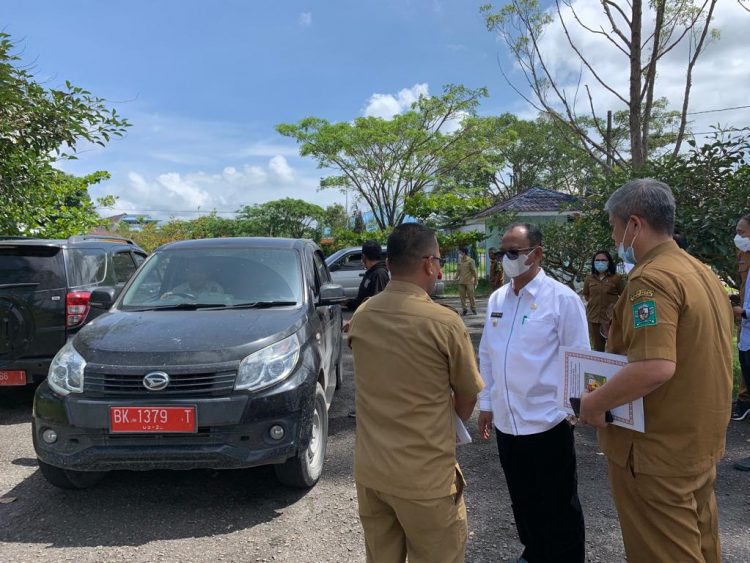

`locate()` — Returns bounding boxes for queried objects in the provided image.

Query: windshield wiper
[227,301,298,309]
[132,303,230,311]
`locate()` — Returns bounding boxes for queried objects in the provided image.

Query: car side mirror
[328,263,340,272]
[318,283,347,306]
[89,287,116,309]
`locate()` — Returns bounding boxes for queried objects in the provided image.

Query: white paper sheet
[560,347,645,433]
[454,412,473,445]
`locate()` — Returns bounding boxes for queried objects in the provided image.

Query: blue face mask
[617,221,638,265]
[594,260,608,273]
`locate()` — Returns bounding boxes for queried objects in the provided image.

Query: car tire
[274,383,328,488]
[37,459,106,489]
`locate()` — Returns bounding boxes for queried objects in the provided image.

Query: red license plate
[109,406,197,433]
[0,370,26,386]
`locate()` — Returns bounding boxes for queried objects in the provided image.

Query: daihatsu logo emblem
[143,372,170,391]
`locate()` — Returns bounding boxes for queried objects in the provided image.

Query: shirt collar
[384,279,430,299]
[512,268,546,298]
[631,240,679,275]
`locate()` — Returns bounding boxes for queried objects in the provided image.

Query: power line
[686,104,750,115]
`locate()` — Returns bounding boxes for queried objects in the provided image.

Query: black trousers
[740,348,750,391]
[495,420,585,563]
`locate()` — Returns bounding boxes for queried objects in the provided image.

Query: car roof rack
[68,234,137,246]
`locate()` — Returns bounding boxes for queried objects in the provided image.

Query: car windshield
[0,246,65,290]
[120,247,302,309]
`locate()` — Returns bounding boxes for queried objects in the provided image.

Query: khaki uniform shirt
[489,259,504,289]
[600,241,734,476]
[349,280,484,499]
[456,256,477,285]
[582,273,626,323]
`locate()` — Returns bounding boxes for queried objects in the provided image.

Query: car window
[112,252,137,284]
[340,252,364,271]
[313,252,330,289]
[121,247,303,308]
[66,248,107,288]
[0,246,66,290]
[133,252,146,266]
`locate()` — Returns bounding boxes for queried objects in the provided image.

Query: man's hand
[733,306,744,319]
[342,319,351,333]
[578,392,608,428]
[477,410,493,440]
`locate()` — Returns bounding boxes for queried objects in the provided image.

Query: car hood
[74,308,307,366]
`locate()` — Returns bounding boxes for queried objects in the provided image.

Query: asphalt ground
[0,296,748,562]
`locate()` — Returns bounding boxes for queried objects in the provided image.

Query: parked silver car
[325,246,444,298]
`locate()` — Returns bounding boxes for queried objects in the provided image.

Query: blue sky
[7,1,749,219]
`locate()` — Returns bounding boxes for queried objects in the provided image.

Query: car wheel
[274,383,328,488]
[37,459,106,489]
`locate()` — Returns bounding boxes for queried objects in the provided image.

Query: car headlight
[235,333,301,392]
[48,339,86,396]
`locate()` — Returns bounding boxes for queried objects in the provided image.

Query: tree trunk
[629,0,644,169]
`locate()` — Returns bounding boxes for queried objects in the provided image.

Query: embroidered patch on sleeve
[629,288,655,302]
[632,300,657,328]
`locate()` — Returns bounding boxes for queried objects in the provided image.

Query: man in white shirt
[477,223,590,563]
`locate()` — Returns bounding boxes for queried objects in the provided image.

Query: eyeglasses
[422,255,446,266]
[496,246,538,261]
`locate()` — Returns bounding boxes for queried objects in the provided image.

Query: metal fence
[440,248,490,283]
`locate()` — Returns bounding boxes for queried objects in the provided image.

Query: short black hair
[506,223,543,247]
[460,247,469,255]
[591,250,617,275]
[361,240,383,261]
[673,231,688,250]
[740,214,750,226]
[386,223,437,275]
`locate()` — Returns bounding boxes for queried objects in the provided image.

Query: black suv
[0,235,147,387]
[33,237,345,489]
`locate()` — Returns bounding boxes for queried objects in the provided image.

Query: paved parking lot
[1,296,749,562]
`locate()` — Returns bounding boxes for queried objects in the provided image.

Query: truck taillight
[66,291,91,328]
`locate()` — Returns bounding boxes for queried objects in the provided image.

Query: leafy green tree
[0,33,129,235]
[404,192,491,230]
[277,84,491,228]
[237,198,325,239]
[323,204,349,232]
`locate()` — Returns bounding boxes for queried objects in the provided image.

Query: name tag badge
[491,311,502,327]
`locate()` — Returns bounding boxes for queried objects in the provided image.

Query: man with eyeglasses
[477,223,589,563]
[348,223,483,563]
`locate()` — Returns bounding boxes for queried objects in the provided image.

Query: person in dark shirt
[344,240,389,418]
[347,240,390,311]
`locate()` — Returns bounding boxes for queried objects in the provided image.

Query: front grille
[84,370,237,397]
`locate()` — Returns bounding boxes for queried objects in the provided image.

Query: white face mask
[502,252,533,279]
[734,234,750,253]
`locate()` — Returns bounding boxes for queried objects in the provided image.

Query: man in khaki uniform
[456,247,477,316]
[488,247,504,291]
[349,223,484,563]
[580,179,733,562]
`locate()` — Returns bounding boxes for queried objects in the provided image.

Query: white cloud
[298,12,312,27]
[362,83,430,119]
[268,155,294,183]
[521,0,750,142]
[93,155,341,220]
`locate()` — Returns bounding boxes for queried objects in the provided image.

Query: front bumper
[32,368,316,472]
[0,357,52,386]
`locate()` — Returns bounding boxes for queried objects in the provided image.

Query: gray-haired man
[579,178,733,562]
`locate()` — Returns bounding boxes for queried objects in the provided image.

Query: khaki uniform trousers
[588,321,607,352]
[356,482,468,563]
[608,459,720,563]
[458,284,476,313]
